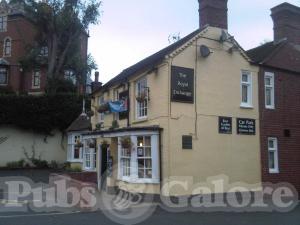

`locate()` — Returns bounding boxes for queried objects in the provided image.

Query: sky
[88,0,300,83]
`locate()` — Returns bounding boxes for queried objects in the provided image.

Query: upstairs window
[268,137,279,174]
[265,72,275,109]
[136,78,148,119]
[240,71,252,108]
[0,67,8,85]
[0,16,7,32]
[40,46,48,57]
[3,37,11,56]
[32,70,41,88]
[64,70,76,85]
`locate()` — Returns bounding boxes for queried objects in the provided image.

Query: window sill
[132,118,148,124]
[240,104,253,109]
[269,170,279,174]
[265,106,275,110]
[68,159,83,163]
[118,177,159,184]
[0,84,8,86]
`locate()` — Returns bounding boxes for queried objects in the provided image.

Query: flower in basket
[136,91,147,103]
[97,103,109,113]
[120,137,132,149]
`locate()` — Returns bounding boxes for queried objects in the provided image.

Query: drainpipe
[127,81,130,127]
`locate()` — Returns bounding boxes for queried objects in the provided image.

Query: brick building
[247,3,300,194]
[0,0,88,94]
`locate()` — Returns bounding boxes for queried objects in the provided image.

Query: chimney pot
[198,0,228,30]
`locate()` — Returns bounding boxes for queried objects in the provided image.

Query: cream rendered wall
[165,27,261,196]
[0,126,67,167]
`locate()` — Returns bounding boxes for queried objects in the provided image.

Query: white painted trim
[82,130,159,140]
[268,137,279,174]
[264,72,275,110]
[240,70,253,108]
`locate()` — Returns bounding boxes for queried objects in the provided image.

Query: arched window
[4,38,11,56]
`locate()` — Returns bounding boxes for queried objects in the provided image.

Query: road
[0,204,299,225]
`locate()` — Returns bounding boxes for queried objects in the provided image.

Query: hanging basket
[101,140,109,149]
[87,110,94,117]
[120,137,132,149]
[136,92,147,103]
[97,103,109,113]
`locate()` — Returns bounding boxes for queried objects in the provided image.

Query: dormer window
[3,37,11,56]
[0,16,7,32]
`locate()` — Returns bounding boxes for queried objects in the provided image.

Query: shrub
[6,159,25,169]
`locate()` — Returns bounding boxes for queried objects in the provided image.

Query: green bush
[0,94,90,134]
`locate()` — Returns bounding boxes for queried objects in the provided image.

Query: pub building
[82,0,262,196]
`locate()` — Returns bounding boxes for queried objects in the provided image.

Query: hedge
[0,94,89,134]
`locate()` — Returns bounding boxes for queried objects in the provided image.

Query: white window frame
[0,16,7,32]
[32,70,41,89]
[135,78,148,119]
[67,133,83,163]
[83,144,97,171]
[117,133,159,184]
[240,71,252,108]
[268,137,279,174]
[3,37,11,57]
[265,72,275,109]
[0,67,8,85]
[64,70,76,85]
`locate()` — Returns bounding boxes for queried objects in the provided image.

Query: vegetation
[0,94,89,134]
[11,0,101,92]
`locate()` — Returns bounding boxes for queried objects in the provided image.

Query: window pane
[138,159,145,168]
[145,159,152,168]
[145,169,152,178]
[266,88,271,106]
[138,169,145,178]
[145,147,151,157]
[137,136,144,147]
[242,74,248,82]
[268,151,275,169]
[242,85,248,103]
[265,77,271,86]
[268,139,274,149]
[145,136,151,146]
[74,147,80,159]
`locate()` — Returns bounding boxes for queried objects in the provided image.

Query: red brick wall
[259,67,300,194]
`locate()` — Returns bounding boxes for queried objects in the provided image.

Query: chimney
[91,71,102,92]
[95,71,99,82]
[198,0,228,30]
[271,3,300,44]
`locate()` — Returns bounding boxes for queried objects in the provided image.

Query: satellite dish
[200,45,211,58]
[220,30,229,42]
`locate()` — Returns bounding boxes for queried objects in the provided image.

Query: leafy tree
[11,0,100,90]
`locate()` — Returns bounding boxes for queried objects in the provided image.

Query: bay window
[118,134,159,183]
[240,71,252,108]
[265,72,275,109]
[268,137,279,173]
[67,134,83,162]
[136,78,148,119]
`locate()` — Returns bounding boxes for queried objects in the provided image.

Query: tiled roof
[66,114,91,132]
[94,28,204,93]
[246,41,286,64]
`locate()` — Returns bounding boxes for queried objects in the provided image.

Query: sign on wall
[171,66,194,103]
[237,118,256,135]
[219,117,232,134]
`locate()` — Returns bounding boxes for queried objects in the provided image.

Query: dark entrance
[101,145,108,176]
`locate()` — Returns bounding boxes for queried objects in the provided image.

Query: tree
[11,0,100,89]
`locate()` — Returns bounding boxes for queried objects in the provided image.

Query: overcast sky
[88,0,300,83]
